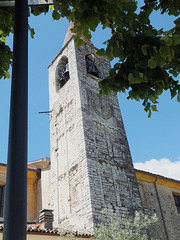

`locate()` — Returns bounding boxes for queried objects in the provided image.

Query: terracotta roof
[62,22,75,48]
[48,22,96,69]
[0,224,92,238]
[26,226,59,235]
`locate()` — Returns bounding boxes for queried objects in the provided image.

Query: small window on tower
[86,54,100,78]
[173,194,180,213]
[56,56,70,90]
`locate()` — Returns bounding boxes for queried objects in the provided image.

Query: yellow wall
[0,164,39,222]
[0,164,6,186]
[0,232,90,240]
[135,170,180,190]
[27,234,59,240]
[27,170,39,221]
[0,232,58,240]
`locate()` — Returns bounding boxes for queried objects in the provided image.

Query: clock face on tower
[91,95,113,119]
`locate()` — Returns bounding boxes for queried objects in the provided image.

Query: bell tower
[48,23,142,231]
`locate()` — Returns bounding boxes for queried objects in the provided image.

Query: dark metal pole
[3,0,28,239]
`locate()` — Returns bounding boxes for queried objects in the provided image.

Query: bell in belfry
[63,63,69,81]
[86,54,100,78]
[57,62,69,88]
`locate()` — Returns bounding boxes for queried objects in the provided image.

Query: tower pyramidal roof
[62,22,75,47]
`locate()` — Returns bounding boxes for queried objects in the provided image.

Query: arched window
[56,56,70,90]
[85,54,100,78]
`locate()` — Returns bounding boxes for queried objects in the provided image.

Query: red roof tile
[0,223,92,238]
[62,22,75,47]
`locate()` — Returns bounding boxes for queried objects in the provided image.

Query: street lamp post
[0,0,53,239]
[2,0,28,239]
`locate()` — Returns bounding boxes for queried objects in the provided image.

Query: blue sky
[0,7,179,179]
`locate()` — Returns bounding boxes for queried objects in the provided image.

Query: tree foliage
[0,8,14,79]
[0,0,180,116]
[91,209,157,240]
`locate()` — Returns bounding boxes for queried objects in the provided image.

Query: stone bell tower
[48,23,142,231]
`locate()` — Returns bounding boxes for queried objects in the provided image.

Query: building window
[85,54,100,78]
[56,56,70,90]
[173,194,180,213]
[0,186,4,218]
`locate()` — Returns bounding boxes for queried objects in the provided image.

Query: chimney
[39,209,53,230]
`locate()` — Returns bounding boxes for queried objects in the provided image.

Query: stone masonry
[48,24,143,231]
[137,171,180,240]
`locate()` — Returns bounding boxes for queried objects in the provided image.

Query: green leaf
[128,73,134,83]
[128,72,144,84]
[151,105,158,112]
[96,49,106,56]
[169,69,178,77]
[117,32,123,41]
[177,94,180,103]
[159,45,170,59]
[157,28,163,35]
[5,71,10,79]
[128,30,136,37]
[89,17,98,32]
[134,94,140,101]
[29,28,35,39]
[161,35,173,46]
[139,72,143,78]
[144,30,153,38]
[141,45,148,56]
[148,109,152,118]
[149,95,157,103]
[134,76,144,83]
[74,37,84,46]
[31,6,45,16]
[106,46,114,60]
[148,57,157,69]
[157,57,165,68]
[0,36,5,42]
[142,100,146,106]
[52,10,60,20]
[144,103,150,112]
[170,88,177,99]
[173,34,180,46]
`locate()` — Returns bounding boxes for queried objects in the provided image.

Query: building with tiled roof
[0,160,180,239]
[1,24,180,240]
[0,223,92,240]
[135,169,180,240]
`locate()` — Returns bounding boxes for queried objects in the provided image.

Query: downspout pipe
[154,177,169,240]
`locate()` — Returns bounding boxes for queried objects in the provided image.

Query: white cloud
[134,158,180,181]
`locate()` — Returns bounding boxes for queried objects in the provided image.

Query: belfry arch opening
[56,56,70,90]
[85,53,100,78]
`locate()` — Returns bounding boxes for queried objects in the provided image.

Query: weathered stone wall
[76,43,143,225]
[48,37,143,231]
[48,39,94,230]
[137,179,180,240]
